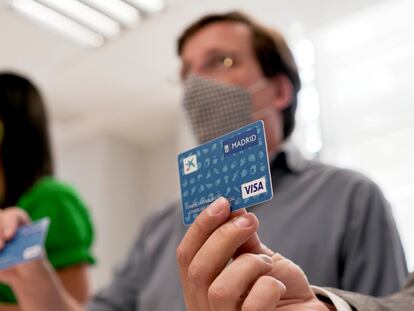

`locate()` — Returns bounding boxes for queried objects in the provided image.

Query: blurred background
[1,0,413,291]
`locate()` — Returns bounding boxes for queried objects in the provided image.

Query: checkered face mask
[183,75,254,144]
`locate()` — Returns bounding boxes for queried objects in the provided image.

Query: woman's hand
[0,208,83,311]
[0,207,33,285]
[0,207,30,249]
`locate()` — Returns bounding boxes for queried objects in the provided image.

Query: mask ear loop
[248,79,278,121]
[248,79,274,121]
[247,79,269,94]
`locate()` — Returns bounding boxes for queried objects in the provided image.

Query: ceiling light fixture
[81,0,141,27]
[128,0,165,14]
[11,0,104,47]
[38,0,120,38]
[10,0,165,47]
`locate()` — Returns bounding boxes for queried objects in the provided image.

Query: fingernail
[207,197,226,216]
[233,215,253,227]
[258,254,273,264]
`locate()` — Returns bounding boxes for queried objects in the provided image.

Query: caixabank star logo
[183,154,198,175]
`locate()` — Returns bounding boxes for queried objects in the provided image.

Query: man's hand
[176,197,332,310]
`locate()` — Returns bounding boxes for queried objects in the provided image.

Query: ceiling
[0,0,389,146]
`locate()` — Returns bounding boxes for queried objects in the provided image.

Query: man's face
[180,21,284,154]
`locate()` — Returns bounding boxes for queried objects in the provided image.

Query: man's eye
[209,56,224,66]
[209,55,234,68]
[222,56,233,68]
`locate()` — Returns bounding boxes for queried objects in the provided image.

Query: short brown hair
[177,11,301,140]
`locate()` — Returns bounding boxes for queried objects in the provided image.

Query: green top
[0,177,95,303]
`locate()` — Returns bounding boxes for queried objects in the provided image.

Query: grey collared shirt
[88,146,408,311]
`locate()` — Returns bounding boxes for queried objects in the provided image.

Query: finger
[188,213,259,308]
[234,234,273,258]
[230,212,273,257]
[268,253,314,302]
[230,208,247,218]
[177,198,231,271]
[177,197,233,311]
[241,276,286,311]
[177,199,248,275]
[208,253,273,311]
[3,208,31,240]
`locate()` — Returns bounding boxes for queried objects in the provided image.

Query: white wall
[313,0,414,270]
[54,131,147,290]
[52,119,182,290]
[142,131,181,210]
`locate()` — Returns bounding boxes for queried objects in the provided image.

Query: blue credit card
[0,218,50,270]
[178,120,273,225]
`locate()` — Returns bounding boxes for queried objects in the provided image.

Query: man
[173,11,407,298]
[0,10,408,311]
[177,197,414,311]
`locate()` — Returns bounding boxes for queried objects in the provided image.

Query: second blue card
[0,218,50,270]
[178,120,273,225]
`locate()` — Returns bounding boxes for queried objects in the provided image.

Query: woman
[0,72,95,308]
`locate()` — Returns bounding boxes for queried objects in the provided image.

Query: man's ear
[270,75,293,111]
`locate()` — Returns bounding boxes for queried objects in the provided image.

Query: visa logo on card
[241,177,267,199]
[178,121,273,225]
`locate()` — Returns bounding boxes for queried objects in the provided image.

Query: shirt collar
[271,141,309,173]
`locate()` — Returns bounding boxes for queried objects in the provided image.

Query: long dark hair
[0,72,53,208]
